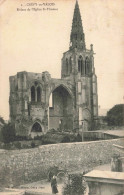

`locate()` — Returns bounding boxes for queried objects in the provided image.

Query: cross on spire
[70,0,86,50]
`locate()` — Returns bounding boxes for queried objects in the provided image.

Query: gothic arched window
[85,57,90,75]
[78,56,84,76]
[70,57,72,73]
[78,56,81,72]
[66,58,69,75]
[37,86,41,102]
[31,86,35,102]
[32,122,42,132]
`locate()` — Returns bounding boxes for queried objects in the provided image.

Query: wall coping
[0,138,123,156]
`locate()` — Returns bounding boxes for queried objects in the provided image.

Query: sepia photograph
[0,0,124,194]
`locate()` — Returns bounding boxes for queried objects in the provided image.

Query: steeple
[70,1,86,50]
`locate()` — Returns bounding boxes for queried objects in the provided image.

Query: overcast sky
[0,0,124,120]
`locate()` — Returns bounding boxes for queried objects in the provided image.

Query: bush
[34,135,42,140]
[1,123,16,143]
[63,174,86,195]
[14,135,28,141]
[3,143,12,150]
[31,142,35,148]
[48,128,56,133]
[14,141,21,149]
[61,136,70,143]
[76,133,82,142]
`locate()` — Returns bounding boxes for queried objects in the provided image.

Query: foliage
[34,135,42,140]
[31,141,35,148]
[14,141,21,149]
[0,116,5,142]
[14,135,28,141]
[61,136,70,143]
[41,131,78,144]
[3,143,12,150]
[76,133,82,142]
[1,123,16,143]
[0,116,5,124]
[106,104,124,126]
[63,174,86,195]
[48,128,57,133]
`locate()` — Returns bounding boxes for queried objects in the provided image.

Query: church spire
[70,1,86,50]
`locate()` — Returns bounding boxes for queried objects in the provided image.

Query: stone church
[9,1,98,138]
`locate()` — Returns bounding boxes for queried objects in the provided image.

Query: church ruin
[9,1,98,138]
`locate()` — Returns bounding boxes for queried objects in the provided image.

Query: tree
[1,123,16,143]
[0,116,5,142]
[0,116,5,124]
[106,104,124,126]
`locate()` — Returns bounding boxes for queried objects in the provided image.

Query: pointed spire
[70,0,86,50]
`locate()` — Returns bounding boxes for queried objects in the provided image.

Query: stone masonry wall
[0,138,123,187]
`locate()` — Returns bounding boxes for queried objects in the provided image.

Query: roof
[84,170,124,185]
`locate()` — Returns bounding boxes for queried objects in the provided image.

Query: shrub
[31,141,35,148]
[1,123,16,143]
[3,143,11,150]
[76,133,82,142]
[14,141,21,149]
[48,128,56,133]
[63,174,86,195]
[61,136,70,143]
[14,135,28,141]
[34,135,42,140]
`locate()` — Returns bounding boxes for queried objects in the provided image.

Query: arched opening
[48,85,73,131]
[78,56,84,75]
[85,57,90,75]
[69,57,72,73]
[66,58,69,75]
[81,59,84,76]
[31,122,42,132]
[31,86,35,102]
[78,56,81,72]
[37,86,41,102]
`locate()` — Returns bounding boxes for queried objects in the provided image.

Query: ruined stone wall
[0,138,123,187]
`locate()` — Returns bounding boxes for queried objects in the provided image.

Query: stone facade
[9,1,98,138]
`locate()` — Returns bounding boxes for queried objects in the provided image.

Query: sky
[0,0,124,120]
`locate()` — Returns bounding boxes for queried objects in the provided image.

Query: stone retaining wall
[83,131,119,140]
[0,138,123,187]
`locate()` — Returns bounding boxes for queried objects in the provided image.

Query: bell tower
[61,0,98,131]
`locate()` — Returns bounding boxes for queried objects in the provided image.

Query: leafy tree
[0,116,5,142]
[106,104,124,126]
[1,123,16,143]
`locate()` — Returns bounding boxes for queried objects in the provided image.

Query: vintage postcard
[0,0,124,194]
